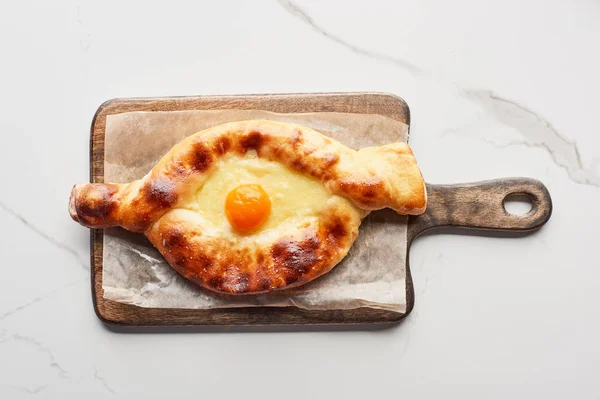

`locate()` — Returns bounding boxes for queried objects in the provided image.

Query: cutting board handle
[408,178,552,237]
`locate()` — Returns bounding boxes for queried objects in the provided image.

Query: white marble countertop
[1,0,599,398]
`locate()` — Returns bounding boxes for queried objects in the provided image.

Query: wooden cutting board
[89,92,552,326]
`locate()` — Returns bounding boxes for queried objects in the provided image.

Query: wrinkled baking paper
[103,110,409,312]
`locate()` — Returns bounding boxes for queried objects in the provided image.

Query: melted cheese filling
[191,153,344,234]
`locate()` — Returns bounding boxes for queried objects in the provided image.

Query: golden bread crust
[69,119,426,294]
[146,196,362,294]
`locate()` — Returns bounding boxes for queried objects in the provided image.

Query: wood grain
[408,179,553,239]
[89,92,552,327]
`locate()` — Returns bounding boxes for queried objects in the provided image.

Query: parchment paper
[102,110,409,312]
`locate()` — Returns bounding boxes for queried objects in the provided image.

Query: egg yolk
[225,184,271,233]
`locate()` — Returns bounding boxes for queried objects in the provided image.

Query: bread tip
[68,184,80,223]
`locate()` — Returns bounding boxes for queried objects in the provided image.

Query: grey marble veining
[463,90,600,187]
[278,0,423,75]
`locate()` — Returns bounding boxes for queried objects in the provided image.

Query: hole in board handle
[503,193,533,216]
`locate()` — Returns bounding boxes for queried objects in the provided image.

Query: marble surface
[0,0,598,398]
